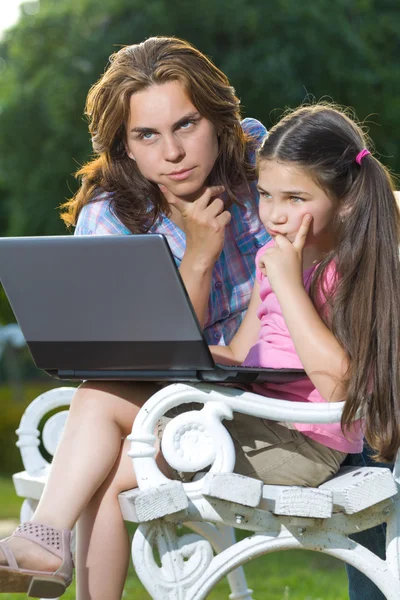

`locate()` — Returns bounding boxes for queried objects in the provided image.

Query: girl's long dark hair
[259,104,400,462]
[60,37,257,232]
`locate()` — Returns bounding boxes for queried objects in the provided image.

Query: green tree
[0,0,399,320]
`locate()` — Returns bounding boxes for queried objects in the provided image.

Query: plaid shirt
[75,118,269,345]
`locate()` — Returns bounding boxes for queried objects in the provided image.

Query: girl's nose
[269,206,287,224]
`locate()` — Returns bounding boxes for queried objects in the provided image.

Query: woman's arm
[209,280,261,364]
[163,185,231,327]
[179,258,215,328]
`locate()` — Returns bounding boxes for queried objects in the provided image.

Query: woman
[0,37,268,599]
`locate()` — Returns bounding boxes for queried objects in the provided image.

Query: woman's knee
[69,381,115,417]
[69,381,158,426]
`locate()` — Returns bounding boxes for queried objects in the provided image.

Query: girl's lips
[166,168,194,181]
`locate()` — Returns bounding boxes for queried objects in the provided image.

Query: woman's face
[125,80,219,201]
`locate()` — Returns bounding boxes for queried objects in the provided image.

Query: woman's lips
[166,168,194,181]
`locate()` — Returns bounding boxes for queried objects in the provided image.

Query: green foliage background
[0,0,399,320]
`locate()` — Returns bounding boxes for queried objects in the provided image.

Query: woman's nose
[163,135,185,162]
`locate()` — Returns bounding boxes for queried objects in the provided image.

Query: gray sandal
[0,522,73,598]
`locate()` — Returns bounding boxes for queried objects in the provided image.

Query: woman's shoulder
[241,117,267,144]
[74,190,131,236]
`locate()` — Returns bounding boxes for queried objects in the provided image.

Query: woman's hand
[161,184,231,269]
[258,214,312,293]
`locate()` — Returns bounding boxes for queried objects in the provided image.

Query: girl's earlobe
[338,204,353,222]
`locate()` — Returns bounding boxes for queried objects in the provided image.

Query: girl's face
[125,80,219,201]
[257,159,335,252]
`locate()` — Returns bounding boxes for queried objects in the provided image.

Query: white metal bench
[12,384,400,599]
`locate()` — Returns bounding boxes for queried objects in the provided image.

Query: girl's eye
[259,191,272,199]
[290,196,305,204]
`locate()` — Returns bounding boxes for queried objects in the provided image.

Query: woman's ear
[125,144,136,161]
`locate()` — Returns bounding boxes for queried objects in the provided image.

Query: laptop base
[52,366,306,384]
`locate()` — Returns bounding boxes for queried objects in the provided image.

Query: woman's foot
[0,522,73,598]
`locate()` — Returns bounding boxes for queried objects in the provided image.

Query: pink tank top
[242,241,363,454]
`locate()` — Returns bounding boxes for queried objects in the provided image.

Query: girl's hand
[258,214,312,292]
[160,184,231,269]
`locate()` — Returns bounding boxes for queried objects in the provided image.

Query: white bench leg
[187,522,253,600]
[20,498,38,524]
[386,495,400,583]
[132,520,219,599]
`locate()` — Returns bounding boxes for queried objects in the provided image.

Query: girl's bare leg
[0,380,159,575]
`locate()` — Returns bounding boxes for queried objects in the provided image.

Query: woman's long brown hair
[259,104,400,462]
[60,37,257,233]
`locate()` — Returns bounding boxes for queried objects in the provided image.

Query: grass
[0,476,22,519]
[0,544,349,600]
[0,382,349,599]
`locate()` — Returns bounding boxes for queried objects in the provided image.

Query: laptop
[0,234,306,384]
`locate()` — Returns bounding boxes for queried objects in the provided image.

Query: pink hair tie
[356,148,370,165]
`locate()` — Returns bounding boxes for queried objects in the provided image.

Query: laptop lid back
[0,235,214,371]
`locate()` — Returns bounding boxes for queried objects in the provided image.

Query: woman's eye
[139,132,155,140]
[179,120,195,130]
[259,191,271,199]
[290,196,305,204]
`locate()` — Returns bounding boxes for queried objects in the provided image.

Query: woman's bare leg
[76,433,172,600]
[0,380,159,574]
[76,439,133,600]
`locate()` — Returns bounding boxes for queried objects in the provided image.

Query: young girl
[0,37,268,600]
[210,103,400,487]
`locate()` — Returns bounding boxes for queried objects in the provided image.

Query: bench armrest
[15,387,75,474]
[128,382,354,495]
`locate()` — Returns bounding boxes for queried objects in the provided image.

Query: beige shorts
[158,407,346,488]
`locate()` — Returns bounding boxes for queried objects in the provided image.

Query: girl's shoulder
[315,259,339,298]
[74,191,131,236]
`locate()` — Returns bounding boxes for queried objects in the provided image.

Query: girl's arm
[209,280,261,364]
[260,216,348,403]
[275,281,348,402]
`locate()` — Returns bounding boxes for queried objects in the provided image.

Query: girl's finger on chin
[273,234,287,248]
